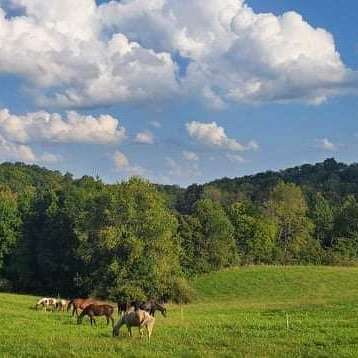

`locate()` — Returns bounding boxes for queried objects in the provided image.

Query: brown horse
[77,304,115,326]
[67,298,99,317]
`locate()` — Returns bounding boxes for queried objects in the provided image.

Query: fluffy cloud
[316,138,337,151]
[186,121,258,151]
[135,131,154,144]
[0,0,355,108]
[0,134,60,163]
[0,134,36,162]
[0,0,179,108]
[98,0,355,106]
[113,150,148,177]
[0,108,126,144]
[183,150,199,161]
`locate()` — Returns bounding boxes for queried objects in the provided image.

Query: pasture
[1,266,358,357]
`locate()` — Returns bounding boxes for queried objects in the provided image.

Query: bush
[170,277,196,304]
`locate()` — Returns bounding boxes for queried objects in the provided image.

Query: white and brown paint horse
[35,297,57,311]
[56,299,70,312]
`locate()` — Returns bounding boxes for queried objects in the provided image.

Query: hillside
[193,266,358,305]
[1,266,358,357]
[170,158,358,213]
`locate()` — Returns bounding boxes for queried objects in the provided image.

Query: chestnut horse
[77,304,115,326]
[67,298,99,317]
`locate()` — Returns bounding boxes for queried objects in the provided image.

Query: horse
[117,300,130,317]
[140,300,167,317]
[56,299,69,312]
[67,298,99,317]
[35,297,57,311]
[117,299,167,317]
[112,308,155,340]
[77,304,115,326]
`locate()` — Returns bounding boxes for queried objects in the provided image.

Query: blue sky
[0,0,357,186]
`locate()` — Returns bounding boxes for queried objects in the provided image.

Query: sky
[0,0,357,186]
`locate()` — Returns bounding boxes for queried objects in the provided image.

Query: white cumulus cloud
[0,0,355,108]
[98,0,356,106]
[186,121,258,152]
[0,108,126,144]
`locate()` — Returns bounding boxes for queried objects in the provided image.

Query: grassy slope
[1,267,358,357]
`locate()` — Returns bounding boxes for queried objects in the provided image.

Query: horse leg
[147,322,153,340]
[145,325,150,340]
[110,316,114,327]
[127,326,132,337]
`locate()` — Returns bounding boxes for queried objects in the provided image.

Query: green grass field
[1,266,358,357]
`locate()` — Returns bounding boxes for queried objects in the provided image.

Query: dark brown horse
[67,298,99,317]
[141,300,167,317]
[77,304,115,326]
[117,299,167,317]
[117,301,130,317]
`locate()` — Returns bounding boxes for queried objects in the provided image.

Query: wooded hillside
[1,158,358,300]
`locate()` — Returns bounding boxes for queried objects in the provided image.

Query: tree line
[0,158,358,302]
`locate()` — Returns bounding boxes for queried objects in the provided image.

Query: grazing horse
[141,300,167,317]
[67,298,98,317]
[113,308,155,340]
[77,304,115,326]
[117,299,167,317]
[35,297,57,311]
[56,299,69,312]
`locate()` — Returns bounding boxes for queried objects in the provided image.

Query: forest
[0,158,358,302]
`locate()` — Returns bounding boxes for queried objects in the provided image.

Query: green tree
[0,187,20,271]
[227,201,257,255]
[76,177,184,301]
[192,199,237,271]
[266,182,317,263]
[310,193,334,247]
[246,219,279,264]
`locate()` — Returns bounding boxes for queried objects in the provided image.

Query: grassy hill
[1,266,358,357]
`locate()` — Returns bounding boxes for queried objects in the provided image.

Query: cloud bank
[0,0,355,109]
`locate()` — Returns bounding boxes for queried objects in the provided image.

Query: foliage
[0,187,21,271]
[266,182,317,263]
[2,159,358,299]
